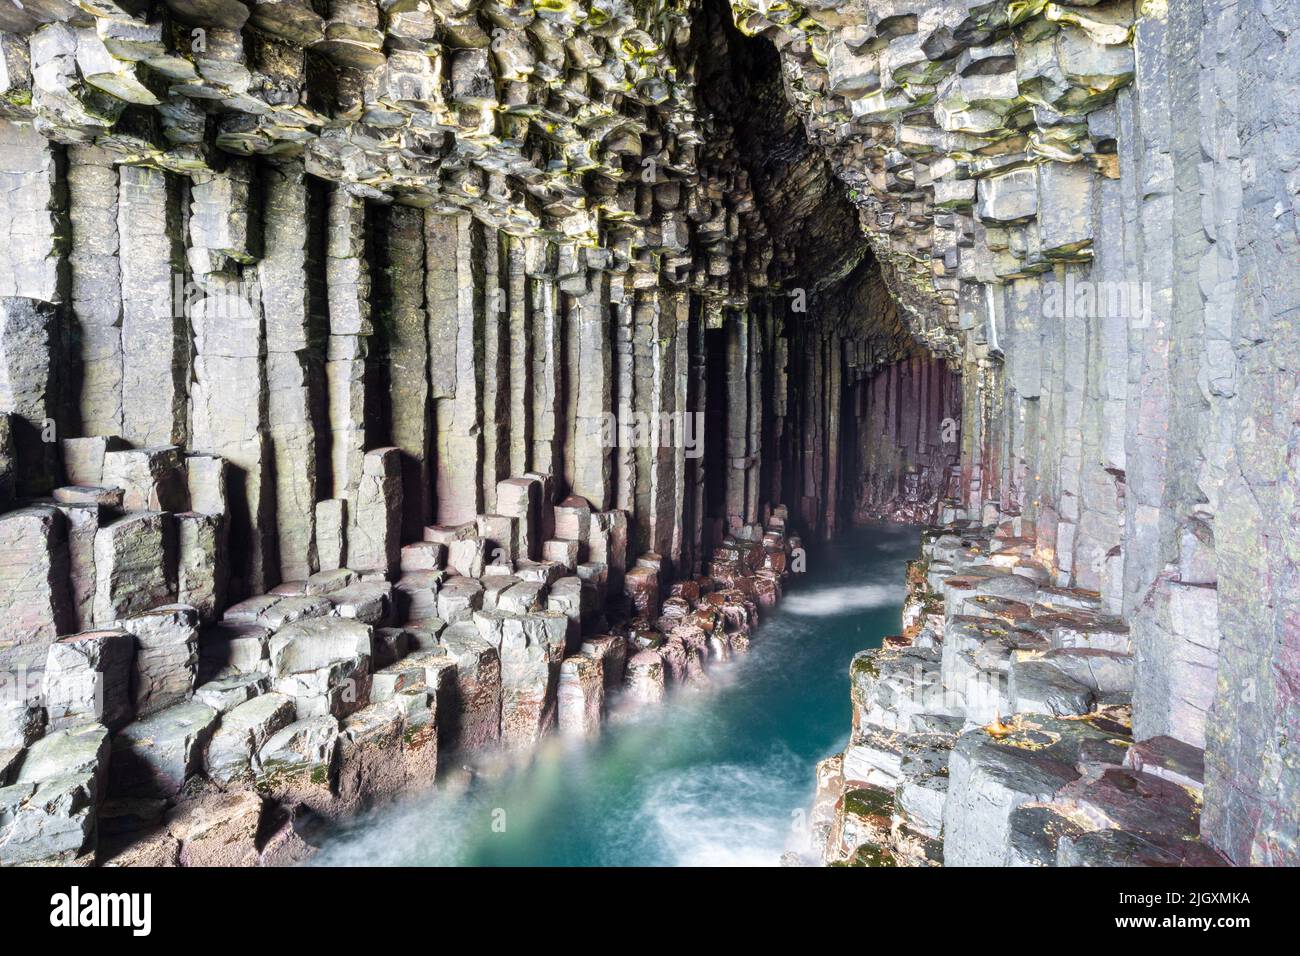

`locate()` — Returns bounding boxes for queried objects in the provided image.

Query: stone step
[1124,735,1206,795]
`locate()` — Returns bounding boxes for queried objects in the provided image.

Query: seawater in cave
[0,0,1296,889]
[311,524,916,866]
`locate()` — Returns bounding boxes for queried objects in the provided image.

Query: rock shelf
[810,523,1228,868]
[2,431,798,866]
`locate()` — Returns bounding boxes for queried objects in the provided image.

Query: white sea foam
[309,788,481,867]
[642,753,808,867]
[780,583,904,618]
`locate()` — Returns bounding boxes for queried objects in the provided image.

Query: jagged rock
[437,576,483,624]
[268,617,373,720]
[624,566,660,620]
[624,650,666,705]
[256,715,339,818]
[254,801,318,867]
[894,735,953,840]
[0,723,110,865]
[558,654,604,737]
[194,673,269,713]
[371,660,423,704]
[371,627,412,671]
[1057,826,1226,867]
[199,622,270,682]
[101,446,187,512]
[350,448,402,577]
[109,700,219,797]
[119,604,200,717]
[305,568,356,595]
[842,726,908,789]
[498,581,546,616]
[336,702,407,811]
[391,687,439,790]
[0,298,61,495]
[53,484,124,509]
[436,623,501,752]
[42,629,134,731]
[850,645,946,734]
[53,500,100,633]
[93,511,175,623]
[400,542,445,573]
[258,595,332,630]
[0,697,45,751]
[0,505,72,649]
[1005,805,1086,867]
[206,691,296,785]
[329,581,392,625]
[1008,658,1095,717]
[832,785,894,864]
[61,436,127,487]
[582,634,628,690]
[224,594,282,625]
[1124,735,1204,793]
[943,713,1129,866]
[448,537,488,579]
[473,610,566,749]
[185,455,227,517]
[1039,648,1134,698]
[542,538,579,572]
[495,477,540,561]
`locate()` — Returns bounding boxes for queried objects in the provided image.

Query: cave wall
[0,0,919,709]
[0,0,1294,867]
[849,352,961,525]
[732,0,1298,864]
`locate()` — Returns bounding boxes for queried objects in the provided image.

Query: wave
[780,583,904,618]
[640,751,810,867]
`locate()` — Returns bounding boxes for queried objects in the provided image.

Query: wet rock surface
[0,419,799,864]
[811,526,1230,868]
[0,0,1295,868]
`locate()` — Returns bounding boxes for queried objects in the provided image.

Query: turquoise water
[311,522,918,866]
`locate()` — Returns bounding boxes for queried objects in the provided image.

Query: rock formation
[0,0,1296,867]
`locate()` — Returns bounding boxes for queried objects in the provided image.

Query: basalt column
[735,0,1299,865]
[0,0,1293,871]
[849,354,962,526]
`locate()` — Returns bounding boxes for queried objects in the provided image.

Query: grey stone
[118,604,200,717]
[0,505,72,649]
[558,653,603,737]
[109,700,219,797]
[436,622,501,752]
[43,628,134,731]
[0,723,110,865]
[93,511,175,623]
[206,691,296,785]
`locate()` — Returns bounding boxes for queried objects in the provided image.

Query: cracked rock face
[735,0,1298,865]
[0,0,1296,868]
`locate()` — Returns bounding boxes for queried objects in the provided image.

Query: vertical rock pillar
[67,145,123,437]
[187,159,273,597]
[427,211,484,526]
[119,164,187,448]
[380,203,431,543]
[258,162,324,582]
[325,186,371,562]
